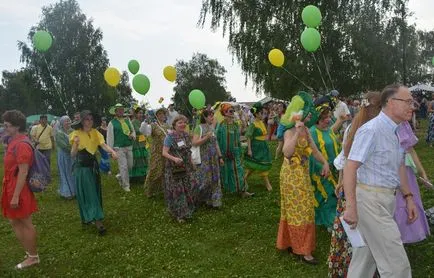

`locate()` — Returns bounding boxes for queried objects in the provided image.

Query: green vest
[111,118,133,147]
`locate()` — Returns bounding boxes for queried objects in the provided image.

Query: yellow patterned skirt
[276,157,316,255]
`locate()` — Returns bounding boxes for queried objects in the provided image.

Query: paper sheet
[339,216,367,248]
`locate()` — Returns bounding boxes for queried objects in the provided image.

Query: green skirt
[129,140,149,178]
[220,147,246,193]
[74,166,104,223]
[244,139,272,172]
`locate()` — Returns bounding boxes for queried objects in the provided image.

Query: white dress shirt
[348,112,405,188]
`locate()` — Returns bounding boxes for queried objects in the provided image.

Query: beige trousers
[348,184,412,278]
[115,146,133,188]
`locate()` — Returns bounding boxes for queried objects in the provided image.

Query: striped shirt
[348,112,404,189]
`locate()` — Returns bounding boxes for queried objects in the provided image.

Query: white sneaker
[123,186,131,192]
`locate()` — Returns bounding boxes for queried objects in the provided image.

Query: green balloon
[128,60,140,75]
[432,56,434,66]
[188,89,206,109]
[132,74,150,95]
[301,28,321,52]
[302,5,322,28]
[32,30,53,52]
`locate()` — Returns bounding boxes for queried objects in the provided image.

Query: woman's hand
[335,183,343,197]
[247,149,253,157]
[173,157,183,165]
[321,162,330,177]
[203,132,212,141]
[73,136,80,145]
[295,121,305,135]
[219,158,224,166]
[10,196,19,209]
[111,151,119,160]
[421,173,433,189]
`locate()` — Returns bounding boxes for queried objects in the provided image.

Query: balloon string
[280,67,313,91]
[43,57,69,114]
[311,53,329,92]
[179,94,193,117]
[319,45,335,89]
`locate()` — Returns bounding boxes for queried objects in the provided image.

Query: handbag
[172,163,187,175]
[191,125,202,165]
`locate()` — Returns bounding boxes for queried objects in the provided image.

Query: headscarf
[280,91,318,130]
[58,116,72,133]
[56,115,73,150]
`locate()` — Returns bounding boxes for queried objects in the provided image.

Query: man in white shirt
[343,84,417,278]
[166,104,179,126]
[330,90,351,133]
[106,104,136,192]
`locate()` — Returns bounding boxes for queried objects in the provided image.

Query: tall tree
[198,0,430,98]
[172,53,232,116]
[414,30,434,84]
[18,0,133,116]
[0,69,45,115]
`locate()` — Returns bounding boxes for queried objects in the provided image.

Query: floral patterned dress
[276,136,316,255]
[194,124,222,207]
[427,101,434,144]
[144,122,170,196]
[163,131,197,220]
[327,192,351,277]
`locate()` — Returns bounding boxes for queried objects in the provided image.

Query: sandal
[300,256,319,265]
[15,254,40,270]
[177,218,186,224]
[241,191,255,198]
[97,226,107,236]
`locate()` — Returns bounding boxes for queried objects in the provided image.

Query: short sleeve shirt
[69,129,104,155]
[31,124,54,150]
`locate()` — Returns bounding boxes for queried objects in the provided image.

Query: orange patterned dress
[276,137,315,255]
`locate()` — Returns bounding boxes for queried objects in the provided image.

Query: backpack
[14,139,51,192]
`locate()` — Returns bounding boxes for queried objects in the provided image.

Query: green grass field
[0,122,434,277]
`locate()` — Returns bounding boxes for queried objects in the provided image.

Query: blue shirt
[348,112,404,189]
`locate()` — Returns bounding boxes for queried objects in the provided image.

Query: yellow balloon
[268,49,285,67]
[163,66,177,82]
[104,67,121,87]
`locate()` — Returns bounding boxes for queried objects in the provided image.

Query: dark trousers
[39,149,52,167]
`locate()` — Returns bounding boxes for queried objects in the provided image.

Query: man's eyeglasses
[391,98,415,106]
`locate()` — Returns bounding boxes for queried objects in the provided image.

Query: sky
[0,0,433,108]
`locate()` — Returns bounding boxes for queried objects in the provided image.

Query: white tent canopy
[259,96,289,105]
[409,84,434,93]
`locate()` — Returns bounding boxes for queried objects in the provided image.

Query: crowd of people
[1,84,433,277]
